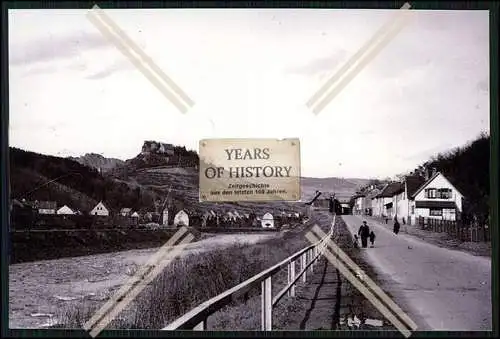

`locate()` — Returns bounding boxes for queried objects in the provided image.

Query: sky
[8,8,490,179]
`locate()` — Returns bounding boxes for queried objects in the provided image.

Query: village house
[57,205,75,215]
[352,186,381,216]
[337,196,352,215]
[261,212,274,228]
[408,170,464,224]
[352,194,365,215]
[372,183,402,218]
[34,201,57,215]
[10,199,26,212]
[120,208,132,217]
[385,173,427,224]
[370,168,463,225]
[364,187,381,215]
[89,201,110,216]
[174,210,189,227]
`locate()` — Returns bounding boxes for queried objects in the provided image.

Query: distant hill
[68,153,125,173]
[300,176,372,201]
[9,141,374,220]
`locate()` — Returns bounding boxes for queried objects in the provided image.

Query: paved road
[342,215,492,331]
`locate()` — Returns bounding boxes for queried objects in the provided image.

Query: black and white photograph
[7,5,492,334]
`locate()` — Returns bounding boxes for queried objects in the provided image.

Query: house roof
[36,201,57,209]
[411,171,463,199]
[91,201,110,212]
[120,208,132,213]
[405,175,426,198]
[11,199,25,208]
[377,182,404,198]
[415,201,457,209]
[366,188,381,199]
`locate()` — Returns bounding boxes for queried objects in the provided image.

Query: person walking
[369,230,376,247]
[393,216,401,235]
[358,221,370,248]
[353,235,359,248]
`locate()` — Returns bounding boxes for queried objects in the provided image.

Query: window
[425,188,437,199]
[429,208,443,216]
[437,188,452,199]
[411,206,415,215]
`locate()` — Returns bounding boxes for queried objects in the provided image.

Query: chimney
[425,168,430,181]
[432,167,437,177]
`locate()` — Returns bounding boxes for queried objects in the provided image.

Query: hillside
[9,147,160,213]
[9,141,373,219]
[68,153,124,173]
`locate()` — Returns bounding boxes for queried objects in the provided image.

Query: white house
[131,211,140,218]
[226,211,236,221]
[409,171,464,223]
[90,201,110,216]
[35,201,57,215]
[385,174,426,224]
[353,194,365,215]
[372,183,401,218]
[57,205,75,215]
[261,213,274,228]
[120,208,132,217]
[174,210,189,227]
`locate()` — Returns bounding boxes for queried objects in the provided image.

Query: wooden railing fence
[162,215,335,331]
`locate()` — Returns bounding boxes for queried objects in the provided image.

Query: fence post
[309,249,314,273]
[261,277,272,330]
[301,253,307,283]
[289,261,296,297]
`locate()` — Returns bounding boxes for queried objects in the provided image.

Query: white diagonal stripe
[306,2,412,114]
[311,224,418,331]
[86,5,194,114]
[83,227,190,333]
[88,234,195,337]
[306,232,413,337]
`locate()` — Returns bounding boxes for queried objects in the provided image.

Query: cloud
[9,31,109,66]
[85,59,134,80]
[285,49,348,76]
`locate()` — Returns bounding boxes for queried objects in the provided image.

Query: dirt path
[9,233,277,329]
[279,215,397,332]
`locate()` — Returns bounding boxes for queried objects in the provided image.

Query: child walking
[369,231,376,248]
[353,234,359,248]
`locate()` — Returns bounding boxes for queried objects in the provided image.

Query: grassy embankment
[58,214,332,330]
[10,228,201,264]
